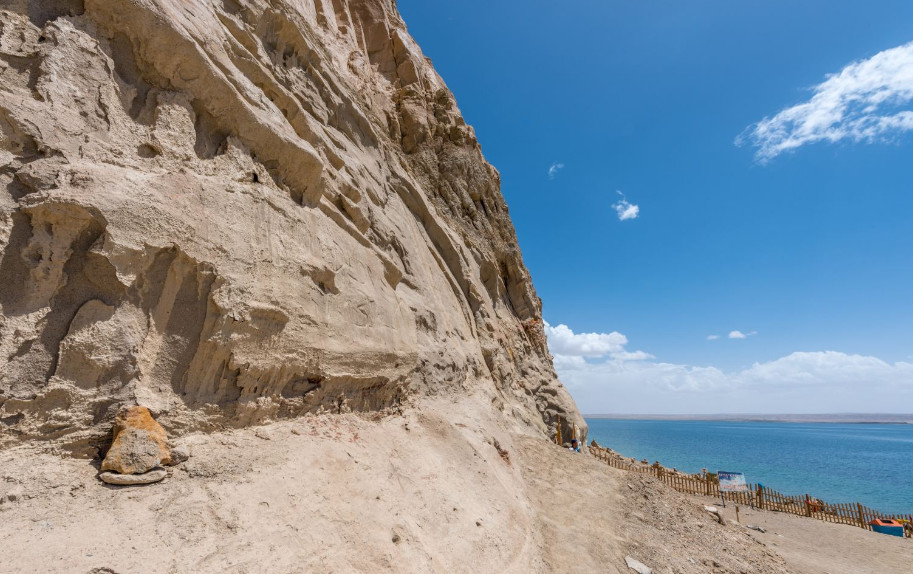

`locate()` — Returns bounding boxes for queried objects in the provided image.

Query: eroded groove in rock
[0,0,585,455]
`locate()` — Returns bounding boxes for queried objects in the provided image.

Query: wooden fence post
[588,446,907,532]
[856,503,867,529]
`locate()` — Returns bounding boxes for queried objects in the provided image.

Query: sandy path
[692,495,913,574]
[516,437,790,573]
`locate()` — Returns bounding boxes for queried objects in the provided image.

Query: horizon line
[584,412,913,416]
[583,412,913,422]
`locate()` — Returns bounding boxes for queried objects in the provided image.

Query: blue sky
[398,1,913,414]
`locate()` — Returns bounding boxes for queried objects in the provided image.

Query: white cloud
[547,322,913,413]
[612,190,639,221]
[728,330,754,339]
[706,335,720,341]
[739,40,913,161]
[736,351,902,388]
[552,353,587,371]
[544,322,627,357]
[611,350,655,361]
[543,321,653,367]
[555,348,913,414]
[548,162,565,179]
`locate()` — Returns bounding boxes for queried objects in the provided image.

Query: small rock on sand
[625,556,652,574]
[99,469,167,486]
[704,505,724,524]
[168,445,190,465]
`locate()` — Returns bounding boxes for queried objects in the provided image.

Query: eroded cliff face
[0,0,584,455]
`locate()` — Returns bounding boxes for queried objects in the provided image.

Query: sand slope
[1,397,795,574]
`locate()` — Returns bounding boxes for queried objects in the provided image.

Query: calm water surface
[586,418,913,513]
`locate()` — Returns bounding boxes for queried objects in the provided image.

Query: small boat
[869,519,904,537]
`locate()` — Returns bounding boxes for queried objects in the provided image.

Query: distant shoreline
[583,413,913,424]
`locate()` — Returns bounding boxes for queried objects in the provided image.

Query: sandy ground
[692,497,913,574]
[0,396,792,574]
[3,395,905,574]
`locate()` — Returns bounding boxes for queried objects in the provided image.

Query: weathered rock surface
[101,406,171,474]
[0,0,584,454]
[98,468,167,485]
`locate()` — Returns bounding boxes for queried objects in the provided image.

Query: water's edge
[586,418,913,513]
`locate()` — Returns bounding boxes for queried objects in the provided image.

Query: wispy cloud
[612,350,655,361]
[706,335,720,341]
[728,330,756,340]
[739,41,913,161]
[548,162,565,179]
[546,322,913,413]
[557,349,913,413]
[612,190,639,221]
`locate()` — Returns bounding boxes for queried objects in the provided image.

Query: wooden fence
[589,446,913,534]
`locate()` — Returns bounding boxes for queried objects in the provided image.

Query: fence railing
[589,444,912,535]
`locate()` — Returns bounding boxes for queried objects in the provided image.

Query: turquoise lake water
[585,418,913,513]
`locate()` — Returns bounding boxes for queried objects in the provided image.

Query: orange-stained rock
[101,407,172,474]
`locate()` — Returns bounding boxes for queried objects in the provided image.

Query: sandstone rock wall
[0,0,584,455]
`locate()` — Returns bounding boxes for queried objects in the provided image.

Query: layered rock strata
[0,0,584,455]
